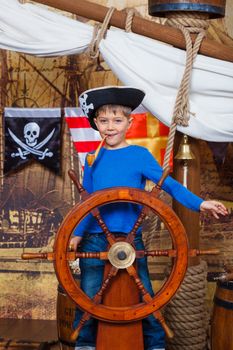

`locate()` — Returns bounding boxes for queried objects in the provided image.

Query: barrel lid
[149,3,225,19]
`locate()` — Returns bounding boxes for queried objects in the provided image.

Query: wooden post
[31,0,233,63]
[172,132,200,266]
[0,50,8,188]
[96,263,144,350]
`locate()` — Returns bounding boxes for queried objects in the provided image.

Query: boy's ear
[93,118,98,127]
[127,117,133,129]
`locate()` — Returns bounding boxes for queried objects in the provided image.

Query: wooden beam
[31,0,233,63]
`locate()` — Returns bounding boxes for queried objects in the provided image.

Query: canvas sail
[0,0,233,141]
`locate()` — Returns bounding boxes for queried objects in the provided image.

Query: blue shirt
[74,145,203,236]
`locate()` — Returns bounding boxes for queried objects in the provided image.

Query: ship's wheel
[22,170,217,349]
[54,185,188,323]
[51,169,189,342]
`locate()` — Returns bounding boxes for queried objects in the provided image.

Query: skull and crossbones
[9,122,55,160]
[24,122,40,147]
[79,93,94,115]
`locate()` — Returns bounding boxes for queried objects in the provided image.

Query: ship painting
[0,207,60,249]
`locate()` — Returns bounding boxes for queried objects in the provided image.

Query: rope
[125,8,137,33]
[158,29,208,350]
[88,6,139,58]
[145,13,208,248]
[88,7,115,59]
[165,260,209,350]
[162,16,208,168]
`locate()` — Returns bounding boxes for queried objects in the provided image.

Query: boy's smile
[94,110,132,150]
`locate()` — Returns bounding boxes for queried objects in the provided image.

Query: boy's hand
[69,236,83,251]
[200,200,228,219]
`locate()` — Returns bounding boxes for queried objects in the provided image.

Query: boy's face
[94,110,132,149]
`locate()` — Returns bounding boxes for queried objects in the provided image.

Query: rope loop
[88,6,115,59]
[166,11,209,29]
[125,8,137,33]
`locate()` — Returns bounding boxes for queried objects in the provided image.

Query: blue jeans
[74,233,165,350]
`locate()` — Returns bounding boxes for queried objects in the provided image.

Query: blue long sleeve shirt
[74,145,203,237]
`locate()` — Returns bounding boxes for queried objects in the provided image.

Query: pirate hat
[79,86,145,130]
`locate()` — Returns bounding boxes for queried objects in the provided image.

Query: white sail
[0,0,233,141]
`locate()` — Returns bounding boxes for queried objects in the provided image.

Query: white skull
[80,93,94,115]
[24,122,40,147]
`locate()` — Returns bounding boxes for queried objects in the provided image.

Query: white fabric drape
[0,0,233,141]
[0,0,93,55]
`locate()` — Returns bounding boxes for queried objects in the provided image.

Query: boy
[71,86,227,350]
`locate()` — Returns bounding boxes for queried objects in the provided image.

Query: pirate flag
[4,108,61,174]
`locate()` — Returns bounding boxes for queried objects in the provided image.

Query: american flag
[65,106,171,168]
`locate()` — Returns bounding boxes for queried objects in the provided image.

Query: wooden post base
[96,263,144,350]
[97,320,144,350]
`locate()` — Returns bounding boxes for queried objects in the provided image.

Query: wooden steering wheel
[53,178,188,324]
[22,170,217,341]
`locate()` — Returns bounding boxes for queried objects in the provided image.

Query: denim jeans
[73,233,165,350]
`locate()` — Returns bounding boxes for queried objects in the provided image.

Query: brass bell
[175,135,195,161]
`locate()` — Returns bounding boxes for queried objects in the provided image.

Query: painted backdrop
[0,0,232,321]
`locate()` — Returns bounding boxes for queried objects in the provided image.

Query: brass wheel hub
[108,241,136,269]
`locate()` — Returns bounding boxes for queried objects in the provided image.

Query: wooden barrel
[57,285,77,350]
[211,281,233,350]
[148,0,226,18]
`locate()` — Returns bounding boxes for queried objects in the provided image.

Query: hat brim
[79,86,145,130]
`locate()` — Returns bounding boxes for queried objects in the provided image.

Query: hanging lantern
[148,0,226,18]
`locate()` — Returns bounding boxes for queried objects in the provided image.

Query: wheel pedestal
[96,262,144,350]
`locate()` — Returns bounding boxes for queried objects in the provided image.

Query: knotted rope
[88,7,115,59]
[162,13,208,169]
[88,7,138,58]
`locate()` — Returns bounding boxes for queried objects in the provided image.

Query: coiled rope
[165,260,209,350]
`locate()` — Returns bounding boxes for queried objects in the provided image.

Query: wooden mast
[31,0,233,63]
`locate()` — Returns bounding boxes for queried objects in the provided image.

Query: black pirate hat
[79,86,145,130]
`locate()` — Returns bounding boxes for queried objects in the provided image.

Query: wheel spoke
[126,169,170,245]
[126,265,150,300]
[144,249,176,258]
[126,265,174,338]
[21,252,54,260]
[135,249,176,258]
[126,206,147,244]
[21,251,109,261]
[90,208,116,245]
[68,169,116,246]
[70,266,118,340]
[69,251,109,260]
